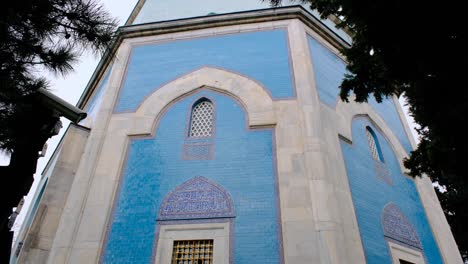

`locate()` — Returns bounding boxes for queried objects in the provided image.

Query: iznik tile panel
[103,90,281,263]
[307,35,412,153]
[115,30,294,112]
[307,34,347,108]
[340,117,443,264]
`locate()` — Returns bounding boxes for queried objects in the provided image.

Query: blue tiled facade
[15,4,461,263]
[100,28,441,264]
[307,35,412,153]
[115,30,294,112]
[340,117,443,264]
[307,34,347,108]
[102,90,281,263]
[367,97,413,153]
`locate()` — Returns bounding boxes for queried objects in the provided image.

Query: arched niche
[109,67,276,142]
[336,99,409,173]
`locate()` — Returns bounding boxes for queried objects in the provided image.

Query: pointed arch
[336,99,408,172]
[382,203,422,250]
[111,67,276,138]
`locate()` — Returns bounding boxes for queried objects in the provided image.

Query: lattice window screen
[366,128,381,161]
[189,100,214,138]
[171,240,214,264]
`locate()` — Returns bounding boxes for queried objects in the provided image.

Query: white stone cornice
[335,99,409,173]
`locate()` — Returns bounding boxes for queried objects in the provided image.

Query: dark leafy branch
[270,0,468,260]
[0,0,117,260]
[0,0,117,151]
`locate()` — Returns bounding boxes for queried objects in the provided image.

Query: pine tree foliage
[270,0,467,260]
[0,0,117,151]
[0,1,117,259]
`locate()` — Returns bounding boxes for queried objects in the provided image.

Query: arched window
[189,99,214,138]
[366,126,384,162]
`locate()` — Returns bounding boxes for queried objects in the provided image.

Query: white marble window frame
[387,240,425,264]
[154,222,230,264]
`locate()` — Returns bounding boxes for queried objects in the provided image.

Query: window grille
[171,240,213,264]
[366,127,383,162]
[189,100,214,138]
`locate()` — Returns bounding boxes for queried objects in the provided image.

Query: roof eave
[77,6,351,109]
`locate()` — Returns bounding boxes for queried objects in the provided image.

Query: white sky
[5,0,139,240]
[1,0,138,167]
[3,0,420,236]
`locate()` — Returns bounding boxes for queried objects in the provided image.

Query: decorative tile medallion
[382,203,422,249]
[158,176,235,220]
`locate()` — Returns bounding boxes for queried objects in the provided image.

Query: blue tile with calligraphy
[340,117,443,264]
[158,176,235,220]
[102,90,281,264]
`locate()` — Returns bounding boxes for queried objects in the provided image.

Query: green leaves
[272,0,467,259]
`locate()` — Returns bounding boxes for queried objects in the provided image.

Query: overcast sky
[5,0,419,235]
[0,0,420,168]
[1,0,137,167]
[7,0,139,238]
